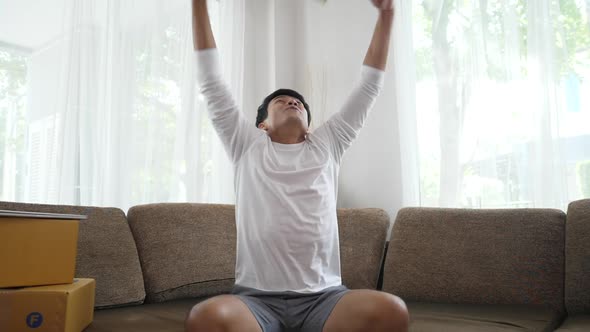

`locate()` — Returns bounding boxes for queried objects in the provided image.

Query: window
[413,0,590,207]
[0,46,29,202]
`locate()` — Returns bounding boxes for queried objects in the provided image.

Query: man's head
[256,89,311,135]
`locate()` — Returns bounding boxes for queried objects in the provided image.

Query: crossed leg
[185,295,262,332]
[322,290,409,332]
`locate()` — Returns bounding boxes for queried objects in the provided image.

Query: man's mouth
[285,106,300,112]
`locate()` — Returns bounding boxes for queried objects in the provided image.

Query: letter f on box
[26,312,43,328]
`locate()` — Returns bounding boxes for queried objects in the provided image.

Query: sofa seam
[151,278,235,296]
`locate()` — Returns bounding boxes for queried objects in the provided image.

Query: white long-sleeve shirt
[196,48,384,293]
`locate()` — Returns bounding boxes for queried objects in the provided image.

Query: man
[186,0,408,331]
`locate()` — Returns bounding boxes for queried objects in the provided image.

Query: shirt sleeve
[311,65,385,164]
[195,48,263,164]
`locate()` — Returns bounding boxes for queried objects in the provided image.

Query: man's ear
[258,122,268,131]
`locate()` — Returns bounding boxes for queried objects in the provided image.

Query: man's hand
[371,0,394,11]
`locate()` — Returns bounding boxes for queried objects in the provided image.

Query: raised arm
[363,0,394,70]
[191,1,262,164]
[192,0,216,50]
[311,1,392,162]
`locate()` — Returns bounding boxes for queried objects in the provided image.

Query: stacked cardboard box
[0,210,95,332]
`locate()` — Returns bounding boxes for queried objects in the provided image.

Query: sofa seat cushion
[407,302,564,332]
[555,315,590,331]
[86,298,203,332]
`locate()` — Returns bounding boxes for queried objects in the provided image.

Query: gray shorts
[231,284,349,332]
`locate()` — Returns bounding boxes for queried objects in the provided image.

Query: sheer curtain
[401,0,590,209]
[4,0,588,213]
[3,0,326,212]
[20,0,244,211]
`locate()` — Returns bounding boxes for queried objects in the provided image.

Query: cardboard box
[0,210,86,288]
[0,278,95,332]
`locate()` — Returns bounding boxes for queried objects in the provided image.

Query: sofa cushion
[565,199,590,314]
[86,297,201,332]
[127,203,237,303]
[127,203,390,303]
[337,208,389,290]
[383,207,566,312]
[407,302,563,332]
[0,201,145,308]
[555,315,590,331]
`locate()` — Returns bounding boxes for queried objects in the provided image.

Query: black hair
[256,89,311,128]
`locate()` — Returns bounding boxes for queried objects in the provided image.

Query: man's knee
[185,295,238,332]
[368,292,409,331]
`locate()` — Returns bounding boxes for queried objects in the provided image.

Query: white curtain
[19,0,246,211]
[402,0,590,209]
[3,0,588,213]
[13,0,329,212]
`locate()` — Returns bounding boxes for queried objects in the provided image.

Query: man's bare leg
[185,295,262,332]
[323,290,409,332]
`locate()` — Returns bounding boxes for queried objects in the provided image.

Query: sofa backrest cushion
[127,203,236,303]
[565,199,590,314]
[0,201,145,308]
[383,207,565,312]
[337,208,390,290]
[127,203,390,302]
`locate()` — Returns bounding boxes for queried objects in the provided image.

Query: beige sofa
[1,199,588,331]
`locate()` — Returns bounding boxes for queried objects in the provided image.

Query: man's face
[258,95,309,132]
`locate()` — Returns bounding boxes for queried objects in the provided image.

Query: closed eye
[273,97,301,105]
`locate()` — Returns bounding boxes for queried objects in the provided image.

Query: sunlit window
[0,46,28,201]
[414,0,590,207]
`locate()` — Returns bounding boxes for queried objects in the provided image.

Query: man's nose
[288,99,297,105]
